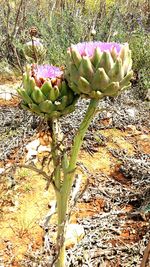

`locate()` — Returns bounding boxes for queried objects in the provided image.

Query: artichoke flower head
[24,38,46,63]
[66,41,133,99]
[17,64,78,119]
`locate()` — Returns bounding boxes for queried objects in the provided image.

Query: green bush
[97,2,150,93]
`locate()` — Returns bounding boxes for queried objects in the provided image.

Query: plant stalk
[61,98,99,202]
[56,99,99,266]
[50,119,66,267]
[51,99,99,267]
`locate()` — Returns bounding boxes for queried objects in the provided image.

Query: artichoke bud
[24,38,45,62]
[128,58,132,72]
[26,65,31,76]
[66,42,133,99]
[54,86,60,99]
[66,52,72,69]
[31,87,46,104]
[71,47,82,68]
[19,64,77,119]
[91,47,102,68]
[79,57,94,82]
[23,73,32,95]
[78,77,91,93]
[91,68,110,92]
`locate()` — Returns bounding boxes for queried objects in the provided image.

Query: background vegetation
[0,0,149,93]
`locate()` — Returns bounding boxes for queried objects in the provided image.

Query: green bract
[66,42,133,99]
[17,65,78,119]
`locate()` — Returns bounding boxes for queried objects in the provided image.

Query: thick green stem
[68,98,99,171]
[55,193,66,267]
[51,99,99,267]
[50,119,66,267]
[60,98,99,225]
[51,119,61,190]
[61,99,99,197]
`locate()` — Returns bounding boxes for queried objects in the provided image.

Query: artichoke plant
[24,38,46,62]
[66,41,133,99]
[17,64,78,119]
[17,41,133,267]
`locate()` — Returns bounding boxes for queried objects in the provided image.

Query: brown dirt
[0,76,21,85]
[72,198,105,221]
[0,96,20,107]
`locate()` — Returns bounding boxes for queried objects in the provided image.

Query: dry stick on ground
[140,239,150,267]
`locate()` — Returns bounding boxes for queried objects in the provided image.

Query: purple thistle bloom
[66,41,132,98]
[31,64,63,87]
[33,64,63,79]
[71,41,122,57]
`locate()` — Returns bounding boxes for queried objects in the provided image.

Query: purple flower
[70,41,122,57]
[33,64,63,79]
[66,41,133,99]
[31,64,63,87]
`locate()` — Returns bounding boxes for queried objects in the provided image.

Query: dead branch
[12,0,24,38]
[17,163,50,180]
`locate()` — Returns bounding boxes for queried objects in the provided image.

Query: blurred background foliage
[0,0,149,93]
